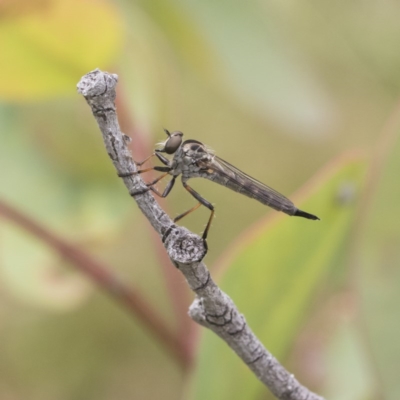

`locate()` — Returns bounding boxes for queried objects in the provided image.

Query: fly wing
[205,155,296,215]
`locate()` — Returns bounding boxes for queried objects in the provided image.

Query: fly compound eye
[164,132,183,154]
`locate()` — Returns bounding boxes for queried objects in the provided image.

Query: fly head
[160,129,183,154]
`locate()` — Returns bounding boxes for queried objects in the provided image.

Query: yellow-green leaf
[0,0,123,100]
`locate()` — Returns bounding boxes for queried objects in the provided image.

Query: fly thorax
[183,155,193,165]
[169,150,184,176]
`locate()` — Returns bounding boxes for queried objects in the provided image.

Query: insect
[121,129,319,241]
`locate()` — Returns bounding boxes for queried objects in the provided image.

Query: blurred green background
[0,0,399,399]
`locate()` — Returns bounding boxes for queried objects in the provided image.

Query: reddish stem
[0,199,191,368]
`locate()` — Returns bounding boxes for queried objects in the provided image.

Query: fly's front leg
[136,153,156,167]
[180,182,215,242]
[118,165,171,178]
[126,166,172,196]
[135,150,171,166]
[155,150,171,166]
[119,151,172,177]
[136,150,171,168]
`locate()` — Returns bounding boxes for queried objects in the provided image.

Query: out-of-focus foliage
[357,112,400,400]
[0,0,123,100]
[0,0,399,399]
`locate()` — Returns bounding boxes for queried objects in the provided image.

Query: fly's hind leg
[174,202,202,222]
[178,182,215,242]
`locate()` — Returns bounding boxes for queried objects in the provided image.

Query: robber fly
[121,129,319,240]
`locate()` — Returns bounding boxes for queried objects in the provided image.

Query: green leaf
[0,0,123,100]
[189,153,367,400]
[322,318,377,400]
[0,224,91,311]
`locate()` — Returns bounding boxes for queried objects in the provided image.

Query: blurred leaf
[310,1,400,92]
[0,104,131,238]
[24,100,122,181]
[189,153,367,400]
[322,317,376,400]
[0,224,91,310]
[181,0,336,136]
[0,0,123,100]
[0,104,133,306]
[357,109,400,399]
[119,0,218,134]
[134,0,218,79]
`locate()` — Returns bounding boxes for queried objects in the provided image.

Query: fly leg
[136,153,156,167]
[122,166,172,196]
[119,151,171,177]
[119,165,171,178]
[176,182,215,244]
[174,202,202,222]
[154,151,171,166]
[148,176,176,198]
[134,150,171,167]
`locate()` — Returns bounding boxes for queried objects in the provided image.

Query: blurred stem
[0,199,191,368]
[115,86,193,346]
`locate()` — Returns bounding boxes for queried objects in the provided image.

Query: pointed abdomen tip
[294,209,320,220]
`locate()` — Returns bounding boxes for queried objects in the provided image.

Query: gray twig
[77,69,325,400]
